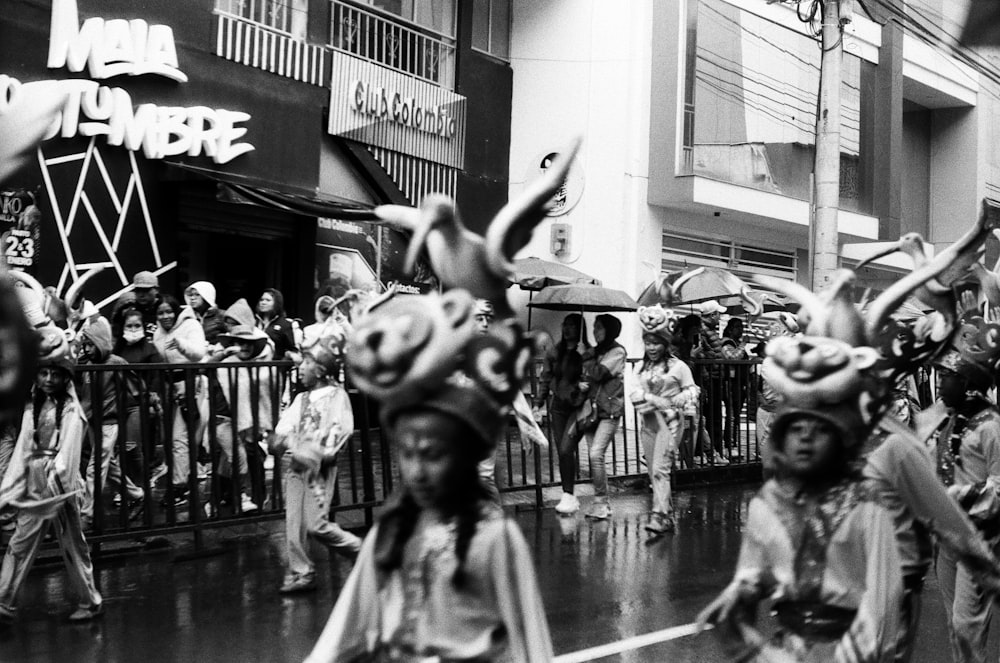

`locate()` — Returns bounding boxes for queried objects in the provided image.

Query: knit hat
[637,304,676,346]
[187,281,217,309]
[346,289,533,454]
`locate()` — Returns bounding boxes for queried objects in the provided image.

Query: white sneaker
[240,493,258,513]
[554,493,579,514]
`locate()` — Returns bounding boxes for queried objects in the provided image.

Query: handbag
[576,399,599,432]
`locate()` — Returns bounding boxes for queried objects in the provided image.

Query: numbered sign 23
[3,228,35,268]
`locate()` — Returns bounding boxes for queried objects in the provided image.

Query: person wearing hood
[210,325,276,513]
[302,294,337,350]
[0,330,103,623]
[256,288,297,360]
[75,317,144,525]
[579,314,626,521]
[184,281,226,345]
[204,298,264,361]
[153,295,207,506]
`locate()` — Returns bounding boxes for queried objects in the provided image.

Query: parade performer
[307,139,578,663]
[630,304,699,534]
[272,320,361,593]
[927,311,1000,663]
[0,326,103,623]
[697,269,916,662]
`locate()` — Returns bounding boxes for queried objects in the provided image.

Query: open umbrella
[528,283,638,312]
[637,266,751,308]
[510,257,601,290]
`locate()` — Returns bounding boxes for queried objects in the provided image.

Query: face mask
[123,329,145,344]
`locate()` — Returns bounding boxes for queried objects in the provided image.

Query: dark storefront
[1,0,512,317]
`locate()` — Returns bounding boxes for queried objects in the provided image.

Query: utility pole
[811,0,844,291]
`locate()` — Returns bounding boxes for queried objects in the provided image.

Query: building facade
[1,0,512,315]
[508,0,997,349]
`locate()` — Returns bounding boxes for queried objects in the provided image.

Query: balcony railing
[330,0,456,88]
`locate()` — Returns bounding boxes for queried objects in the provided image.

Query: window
[216,0,308,38]
[472,0,510,60]
[662,231,798,281]
[357,0,456,37]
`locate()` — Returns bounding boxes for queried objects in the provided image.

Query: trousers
[284,463,361,578]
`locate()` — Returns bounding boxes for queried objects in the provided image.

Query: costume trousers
[0,499,102,611]
[896,576,923,663]
[585,418,619,504]
[82,422,142,518]
[284,466,361,578]
[640,421,675,517]
[936,542,997,663]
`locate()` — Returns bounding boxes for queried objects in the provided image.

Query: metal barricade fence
[0,357,763,556]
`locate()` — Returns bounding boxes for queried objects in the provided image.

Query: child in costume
[0,326,102,622]
[698,271,907,662]
[305,289,552,662]
[630,304,699,534]
[272,320,361,593]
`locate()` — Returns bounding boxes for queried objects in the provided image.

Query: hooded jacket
[217,340,275,433]
[585,315,626,419]
[154,306,207,364]
[225,298,256,329]
[77,317,129,420]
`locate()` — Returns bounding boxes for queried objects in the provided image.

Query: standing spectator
[113,308,164,494]
[693,300,727,464]
[112,271,162,341]
[271,322,360,593]
[184,281,225,345]
[76,317,143,525]
[0,336,103,623]
[631,306,699,534]
[581,314,626,520]
[535,313,590,514]
[256,288,297,360]
[720,318,749,459]
[213,325,274,512]
[153,295,207,507]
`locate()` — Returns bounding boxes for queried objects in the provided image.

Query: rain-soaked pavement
[0,482,977,662]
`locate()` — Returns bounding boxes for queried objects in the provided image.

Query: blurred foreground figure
[305,139,579,663]
[0,327,102,623]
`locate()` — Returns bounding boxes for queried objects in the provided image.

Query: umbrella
[528,283,638,312]
[510,257,601,290]
[637,266,753,308]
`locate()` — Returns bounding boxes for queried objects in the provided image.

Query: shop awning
[165,161,379,221]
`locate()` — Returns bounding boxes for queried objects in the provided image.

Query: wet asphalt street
[0,483,980,662]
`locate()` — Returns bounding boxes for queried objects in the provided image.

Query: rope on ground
[552,622,709,663]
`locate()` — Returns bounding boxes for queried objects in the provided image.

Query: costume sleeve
[0,410,33,508]
[644,361,699,414]
[536,346,555,405]
[870,429,999,577]
[834,503,902,663]
[54,405,87,494]
[491,520,554,662]
[321,387,354,460]
[305,528,382,663]
[274,394,301,440]
[949,418,1000,532]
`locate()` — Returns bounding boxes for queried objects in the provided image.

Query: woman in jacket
[256,288,297,360]
[153,295,206,507]
[581,314,626,521]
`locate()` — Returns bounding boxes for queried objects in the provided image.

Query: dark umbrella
[636,266,751,307]
[510,257,601,290]
[528,283,638,312]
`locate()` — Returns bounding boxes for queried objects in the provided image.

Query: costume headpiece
[637,304,677,346]
[757,206,1000,448]
[932,314,1000,389]
[303,318,350,378]
[346,289,533,454]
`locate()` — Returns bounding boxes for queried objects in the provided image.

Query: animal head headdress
[637,304,679,347]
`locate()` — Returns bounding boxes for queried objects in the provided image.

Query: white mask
[123,329,145,345]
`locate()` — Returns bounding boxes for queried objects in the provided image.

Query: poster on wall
[315,218,379,293]
[0,189,41,272]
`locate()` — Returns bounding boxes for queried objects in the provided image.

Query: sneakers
[712,453,729,466]
[240,493,258,513]
[644,513,676,534]
[68,603,103,622]
[584,502,611,520]
[279,574,317,594]
[554,493,580,515]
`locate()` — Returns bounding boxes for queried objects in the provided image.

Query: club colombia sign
[0,0,254,164]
